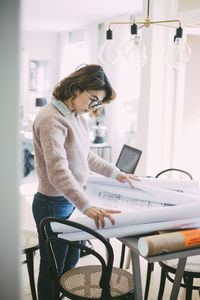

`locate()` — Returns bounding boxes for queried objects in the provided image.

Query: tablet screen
[116,144,142,174]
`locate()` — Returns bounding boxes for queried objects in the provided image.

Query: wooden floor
[21,170,200,300]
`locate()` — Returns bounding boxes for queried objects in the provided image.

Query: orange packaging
[181,229,200,247]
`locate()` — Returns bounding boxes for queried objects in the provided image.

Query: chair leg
[144,263,154,300]
[127,292,135,299]
[125,249,132,269]
[185,276,193,300]
[119,243,126,268]
[157,268,167,300]
[26,251,37,300]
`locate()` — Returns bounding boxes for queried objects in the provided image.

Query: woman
[32,64,137,300]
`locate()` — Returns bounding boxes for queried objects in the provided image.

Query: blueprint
[51,174,200,241]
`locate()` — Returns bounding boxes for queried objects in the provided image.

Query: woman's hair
[53,64,116,116]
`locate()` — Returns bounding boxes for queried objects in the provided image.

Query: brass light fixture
[98,0,191,68]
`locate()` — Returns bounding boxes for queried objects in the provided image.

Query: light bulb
[122,34,147,67]
[98,39,120,65]
[98,29,120,65]
[168,37,191,68]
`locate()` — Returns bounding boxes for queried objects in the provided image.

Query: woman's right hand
[84,206,121,229]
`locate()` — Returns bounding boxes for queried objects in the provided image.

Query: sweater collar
[51,98,74,117]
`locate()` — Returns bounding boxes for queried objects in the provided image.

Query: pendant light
[98,0,191,68]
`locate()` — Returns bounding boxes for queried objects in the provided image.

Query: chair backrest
[155,168,193,180]
[40,217,114,298]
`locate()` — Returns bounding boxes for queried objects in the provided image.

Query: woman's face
[74,89,106,115]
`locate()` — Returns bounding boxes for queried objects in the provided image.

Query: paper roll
[138,229,200,257]
[51,203,200,233]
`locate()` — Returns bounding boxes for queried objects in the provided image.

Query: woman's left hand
[116,172,140,188]
[84,206,121,228]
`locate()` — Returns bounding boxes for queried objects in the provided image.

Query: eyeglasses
[84,90,103,111]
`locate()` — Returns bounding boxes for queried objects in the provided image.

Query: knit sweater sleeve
[34,117,90,211]
[88,149,118,177]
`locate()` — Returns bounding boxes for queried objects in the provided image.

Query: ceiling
[21,0,143,33]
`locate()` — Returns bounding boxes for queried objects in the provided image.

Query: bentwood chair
[144,168,200,300]
[40,217,135,300]
[22,230,39,300]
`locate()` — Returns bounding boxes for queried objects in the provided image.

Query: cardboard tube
[138,229,200,256]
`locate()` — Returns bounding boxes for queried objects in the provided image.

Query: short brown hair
[53,64,116,116]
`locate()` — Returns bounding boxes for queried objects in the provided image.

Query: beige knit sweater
[33,101,117,211]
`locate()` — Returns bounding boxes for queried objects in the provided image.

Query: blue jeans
[32,192,80,300]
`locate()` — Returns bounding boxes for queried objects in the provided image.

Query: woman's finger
[96,207,121,214]
[95,210,118,227]
[126,177,134,188]
[94,213,100,228]
[102,211,115,225]
[104,209,121,214]
[128,174,140,181]
[98,212,105,228]
[85,207,121,228]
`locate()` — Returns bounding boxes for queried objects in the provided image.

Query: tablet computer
[116,144,142,174]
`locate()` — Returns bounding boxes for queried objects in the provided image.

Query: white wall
[181,34,200,180]
[178,0,200,11]
[0,0,21,299]
[22,31,59,116]
[23,31,59,85]
[57,29,91,80]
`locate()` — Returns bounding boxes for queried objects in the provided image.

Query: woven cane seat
[161,256,200,274]
[60,265,134,298]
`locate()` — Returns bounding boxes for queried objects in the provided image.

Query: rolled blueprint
[138,228,200,257]
[51,203,200,233]
[51,176,200,241]
[87,174,200,206]
[139,177,200,194]
[88,174,200,194]
[58,217,200,241]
